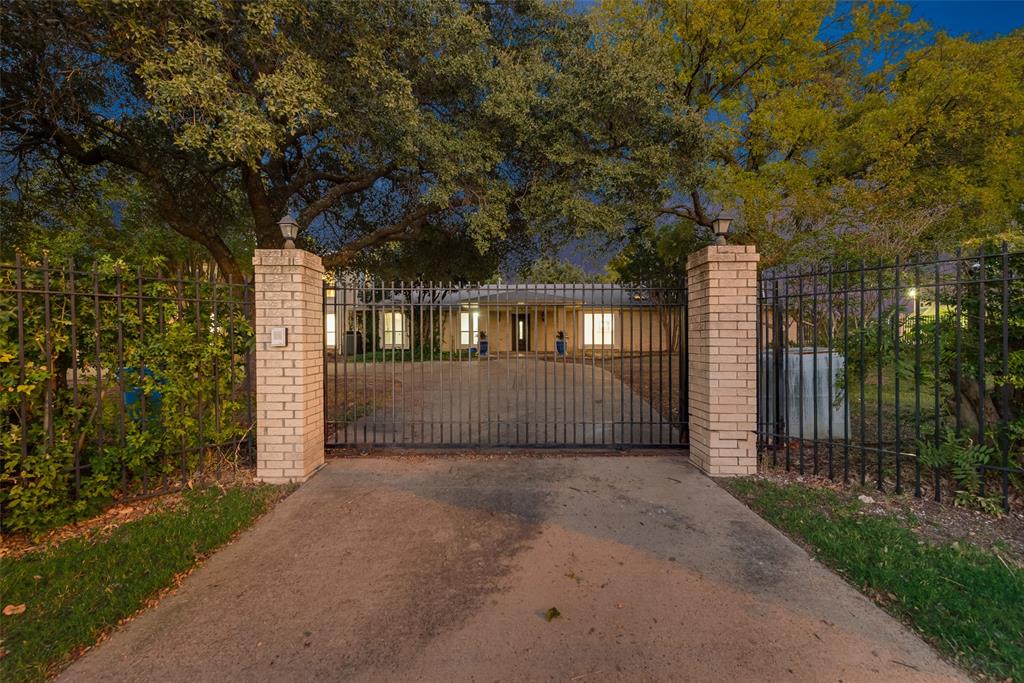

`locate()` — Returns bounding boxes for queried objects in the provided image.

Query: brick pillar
[253,249,324,483]
[686,245,759,476]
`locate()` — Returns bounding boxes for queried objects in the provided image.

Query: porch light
[278,214,299,249]
[712,215,732,245]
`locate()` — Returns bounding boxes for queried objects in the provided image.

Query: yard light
[278,214,299,249]
[712,215,733,245]
[907,287,918,299]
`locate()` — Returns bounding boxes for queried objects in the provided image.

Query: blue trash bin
[122,367,163,417]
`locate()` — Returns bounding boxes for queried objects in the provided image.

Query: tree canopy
[597,0,1024,265]
[516,255,599,283]
[4,0,1021,276]
[2,0,701,279]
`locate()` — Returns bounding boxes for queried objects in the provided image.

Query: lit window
[583,313,614,346]
[460,310,480,345]
[326,313,337,347]
[382,311,405,348]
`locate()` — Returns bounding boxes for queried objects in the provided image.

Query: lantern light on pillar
[278,214,299,249]
[712,215,733,246]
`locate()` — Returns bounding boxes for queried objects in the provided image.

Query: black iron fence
[757,245,1023,511]
[324,279,688,449]
[0,255,255,532]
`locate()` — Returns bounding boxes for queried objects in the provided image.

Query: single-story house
[325,283,683,355]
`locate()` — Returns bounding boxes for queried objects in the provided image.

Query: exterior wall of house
[434,307,679,354]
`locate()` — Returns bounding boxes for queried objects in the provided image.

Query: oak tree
[2,0,701,278]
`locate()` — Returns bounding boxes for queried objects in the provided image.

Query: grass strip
[1,484,291,682]
[727,478,1023,681]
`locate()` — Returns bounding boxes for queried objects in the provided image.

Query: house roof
[372,283,678,308]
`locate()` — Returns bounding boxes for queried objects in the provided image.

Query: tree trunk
[946,375,1002,438]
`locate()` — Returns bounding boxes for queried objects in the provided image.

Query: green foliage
[831,251,1023,507]
[841,308,918,383]
[918,429,1001,513]
[0,167,253,272]
[729,478,1024,681]
[607,222,709,283]
[2,0,701,277]
[841,249,1023,407]
[518,257,598,284]
[0,485,290,682]
[0,261,253,534]
[341,225,515,284]
[598,1,1024,265]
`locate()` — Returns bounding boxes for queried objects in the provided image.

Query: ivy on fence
[0,258,254,533]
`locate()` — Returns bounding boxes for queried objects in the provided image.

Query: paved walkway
[62,457,965,682]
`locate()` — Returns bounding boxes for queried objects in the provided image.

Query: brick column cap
[253,249,324,273]
[686,244,759,270]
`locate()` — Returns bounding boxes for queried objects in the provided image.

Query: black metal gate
[324,280,687,449]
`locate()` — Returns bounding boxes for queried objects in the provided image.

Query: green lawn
[0,484,293,682]
[726,478,1023,681]
[338,349,462,363]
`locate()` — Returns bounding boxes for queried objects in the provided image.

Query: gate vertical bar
[999,243,1010,510]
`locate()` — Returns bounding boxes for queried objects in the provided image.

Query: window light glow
[383,312,405,348]
[583,313,614,346]
[326,313,337,347]
[460,311,480,345]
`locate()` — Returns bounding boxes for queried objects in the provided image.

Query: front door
[514,313,530,351]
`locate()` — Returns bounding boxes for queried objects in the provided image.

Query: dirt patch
[751,465,1024,564]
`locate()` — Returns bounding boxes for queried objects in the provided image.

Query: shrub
[0,259,253,533]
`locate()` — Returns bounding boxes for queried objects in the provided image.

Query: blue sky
[575,1,1024,38]
[904,1,1024,38]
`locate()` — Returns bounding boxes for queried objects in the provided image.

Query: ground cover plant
[727,477,1024,681]
[0,484,291,682]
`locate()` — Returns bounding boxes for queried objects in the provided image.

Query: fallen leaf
[544,607,561,622]
[3,604,26,616]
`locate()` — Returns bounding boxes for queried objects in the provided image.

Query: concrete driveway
[329,358,680,446]
[62,456,965,682]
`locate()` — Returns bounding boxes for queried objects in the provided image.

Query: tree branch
[321,198,472,270]
[659,190,711,227]
[36,123,244,280]
[296,164,397,228]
